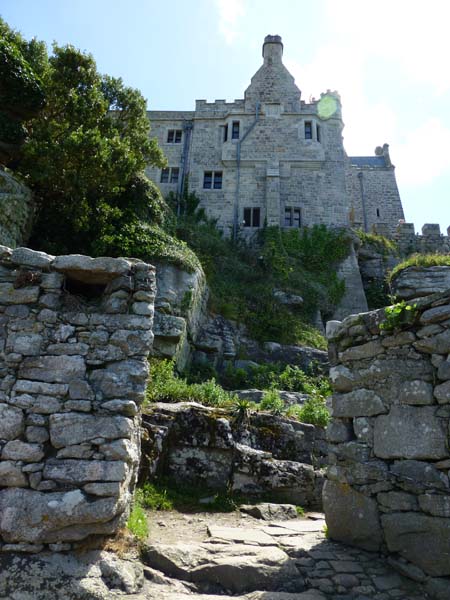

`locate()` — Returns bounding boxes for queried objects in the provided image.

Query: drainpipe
[233,103,260,241]
[357,171,368,232]
[178,120,193,215]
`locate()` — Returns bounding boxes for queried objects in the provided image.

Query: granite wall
[323,288,450,597]
[0,245,155,552]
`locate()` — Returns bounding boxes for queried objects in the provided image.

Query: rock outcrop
[141,402,326,508]
[391,265,450,300]
[0,246,155,551]
[324,286,450,594]
[0,170,34,249]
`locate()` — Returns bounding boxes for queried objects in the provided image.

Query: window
[243,207,261,227]
[232,121,240,139]
[167,129,182,143]
[170,167,179,183]
[316,124,321,143]
[160,167,179,184]
[203,170,222,189]
[223,124,228,142]
[284,207,301,227]
[376,208,380,218]
[304,121,312,140]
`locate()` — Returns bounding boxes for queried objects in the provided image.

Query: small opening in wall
[376,208,380,218]
[64,277,107,300]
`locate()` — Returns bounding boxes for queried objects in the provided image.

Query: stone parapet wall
[394,222,450,255]
[323,289,450,597]
[0,246,155,552]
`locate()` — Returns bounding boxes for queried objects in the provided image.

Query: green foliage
[355,228,398,256]
[136,480,238,513]
[126,498,148,540]
[221,362,331,398]
[364,279,391,310]
[380,301,418,332]
[296,505,305,516]
[285,396,330,428]
[259,389,285,415]
[146,359,236,406]
[173,206,349,348]
[389,253,450,282]
[16,42,167,256]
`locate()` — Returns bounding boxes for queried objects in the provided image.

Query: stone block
[2,440,44,462]
[339,340,384,362]
[390,460,449,491]
[52,255,131,284]
[434,380,450,403]
[0,460,27,486]
[89,360,148,400]
[0,404,24,439]
[18,355,86,383]
[43,459,128,483]
[421,305,450,324]
[419,493,450,517]
[377,491,419,511]
[0,284,40,304]
[49,413,134,448]
[9,333,43,356]
[374,406,448,460]
[0,488,125,543]
[13,380,69,396]
[381,512,450,576]
[414,329,450,354]
[329,365,355,392]
[10,247,54,268]
[323,480,383,551]
[332,389,386,417]
[398,380,434,405]
[326,420,354,443]
[437,359,450,380]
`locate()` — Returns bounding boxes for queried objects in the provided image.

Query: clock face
[318,94,339,120]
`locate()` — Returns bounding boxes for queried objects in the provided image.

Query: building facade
[146,35,404,239]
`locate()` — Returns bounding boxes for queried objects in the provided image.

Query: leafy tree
[0,17,47,163]
[17,42,166,255]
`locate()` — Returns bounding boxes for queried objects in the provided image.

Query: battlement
[195,99,245,115]
[375,222,450,255]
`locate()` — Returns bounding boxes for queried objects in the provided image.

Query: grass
[147,359,332,428]
[355,228,398,255]
[126,501,148,540]
[389,253,450,282]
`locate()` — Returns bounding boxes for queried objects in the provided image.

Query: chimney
[262,35,283,64]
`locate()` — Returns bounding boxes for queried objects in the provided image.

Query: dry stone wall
[0,245,155,552]
[0,170,34,249]
[324,287,450,596]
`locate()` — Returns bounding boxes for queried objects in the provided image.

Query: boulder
[391,266,450,300]
[240,503,299,521]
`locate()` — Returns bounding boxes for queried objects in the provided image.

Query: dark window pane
[305,122,312,139]
[203,171,212,189]
[170,168,179,183]
[377,208,380,217]
[175,130,182,143]
[167,130,174,143]
[284,207,292,226]
[243,208,251,227]
[316,124,320,142]
[213,171,222,189]
[253,208,260,227]
[232,121,240,139]
[160,168,170,183]
[293,208,301,227]
[223,124,228,142]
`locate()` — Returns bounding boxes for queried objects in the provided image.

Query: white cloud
[395,118,450,187]
[215,0,245,45]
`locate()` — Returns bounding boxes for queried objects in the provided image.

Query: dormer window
[232,121,240,140]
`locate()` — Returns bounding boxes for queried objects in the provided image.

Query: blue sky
[2,0,449,232]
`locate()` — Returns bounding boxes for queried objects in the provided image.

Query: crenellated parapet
[394,222,450,256]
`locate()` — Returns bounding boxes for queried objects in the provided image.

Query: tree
[17,42,166,255]
[0,18,46,163]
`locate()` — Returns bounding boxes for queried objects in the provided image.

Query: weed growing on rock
[126,498,148,540]
[388,253,450,282]
[260,389,285,415]
[380,301,418,332]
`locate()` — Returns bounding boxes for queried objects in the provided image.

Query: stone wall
[0,246,155,552]
[141,402,326,508]
[0,170,34,249]
[394,222,450,256]
[323,288,450,597]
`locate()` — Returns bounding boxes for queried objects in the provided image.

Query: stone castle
[146,34,405,238]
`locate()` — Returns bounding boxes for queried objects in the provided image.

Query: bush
[126,499,148,540]
[259,389,285,414]
[286,396,330,427]
[146,359,236,407]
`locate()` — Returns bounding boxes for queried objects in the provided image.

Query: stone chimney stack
[262,34,283,64]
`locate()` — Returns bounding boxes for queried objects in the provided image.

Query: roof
[349,156,387,168]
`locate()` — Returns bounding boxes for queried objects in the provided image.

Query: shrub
[286,396,330,427]
[259,388,285,414]
[380,301,418,332]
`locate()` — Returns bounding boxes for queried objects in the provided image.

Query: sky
[1,0,449,232]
